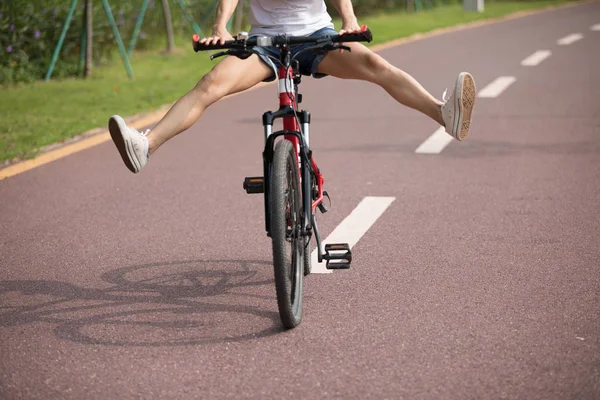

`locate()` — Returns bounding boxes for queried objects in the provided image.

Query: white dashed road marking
[557,33,583,45]
[312,196,396,274]
[590,24,600,31]
[415,127,453,154]
[478,76,517,98]
[521,50,552,66]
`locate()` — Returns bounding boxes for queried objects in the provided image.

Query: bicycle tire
[270,139,304,328]
[304,235,312,276]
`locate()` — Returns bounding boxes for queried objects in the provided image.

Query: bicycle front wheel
[270,139,304,328]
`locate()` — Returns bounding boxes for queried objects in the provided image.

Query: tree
[161,0,175,53]
[85,0,93,77]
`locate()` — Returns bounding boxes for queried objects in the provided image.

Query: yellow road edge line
[0,111,168,180]
[1,0,593,180]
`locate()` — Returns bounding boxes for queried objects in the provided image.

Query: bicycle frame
[261,45,325,240]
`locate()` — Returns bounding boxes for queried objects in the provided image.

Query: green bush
[0,0,219,84]
[0,1,78,83]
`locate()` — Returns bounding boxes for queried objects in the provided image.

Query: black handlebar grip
[192,34,237,52]
[334,26,373,43]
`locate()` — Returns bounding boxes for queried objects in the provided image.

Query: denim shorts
[251,26,337,82]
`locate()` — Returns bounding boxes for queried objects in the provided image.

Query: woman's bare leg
[147,54,272,154]
[317,43,445,126]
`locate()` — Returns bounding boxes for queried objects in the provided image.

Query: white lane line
[478,76,516,98]
[415,127,453,154]
[591,24,600,31]
[312,196,396,274]
[521,50,552,66]
[557,33,583,45]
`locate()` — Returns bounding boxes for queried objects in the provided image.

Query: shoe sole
[109,116,139,173]
[454,72,476,141]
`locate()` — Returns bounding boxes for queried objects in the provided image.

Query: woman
[108,0,476,173]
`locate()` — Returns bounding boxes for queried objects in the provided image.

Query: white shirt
[248,0,334,36]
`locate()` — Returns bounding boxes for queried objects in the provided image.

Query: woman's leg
[317,43,475,140]
[108,54,272,173]
[147,54,273,154]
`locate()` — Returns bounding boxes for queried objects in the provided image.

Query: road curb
[1,0,594,180]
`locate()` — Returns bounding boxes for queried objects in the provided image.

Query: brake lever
[210,51,230,60]
[322,43,352,53]
[335,44,352,52]
[302,42,352,56]
[210,49,254,61]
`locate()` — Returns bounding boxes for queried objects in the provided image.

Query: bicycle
[192,26,373,328]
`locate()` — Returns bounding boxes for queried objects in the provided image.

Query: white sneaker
[108,115,149,173]
[441,72,476,141]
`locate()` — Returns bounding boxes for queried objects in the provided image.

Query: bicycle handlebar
[192,25,373,52]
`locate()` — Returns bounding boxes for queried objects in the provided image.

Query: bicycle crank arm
[312,212,325,263]
[312,214,352,269]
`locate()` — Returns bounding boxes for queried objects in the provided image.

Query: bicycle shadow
[0,259,285,347]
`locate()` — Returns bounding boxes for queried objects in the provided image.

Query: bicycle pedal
[243,176,264,194]
[324,243,352,270]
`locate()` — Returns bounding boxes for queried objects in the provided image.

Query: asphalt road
[1,2,599,399]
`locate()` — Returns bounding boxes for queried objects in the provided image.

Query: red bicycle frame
[277,63,325,214]
[193,26,371,272]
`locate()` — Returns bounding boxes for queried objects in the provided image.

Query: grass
[0,0,577,164]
